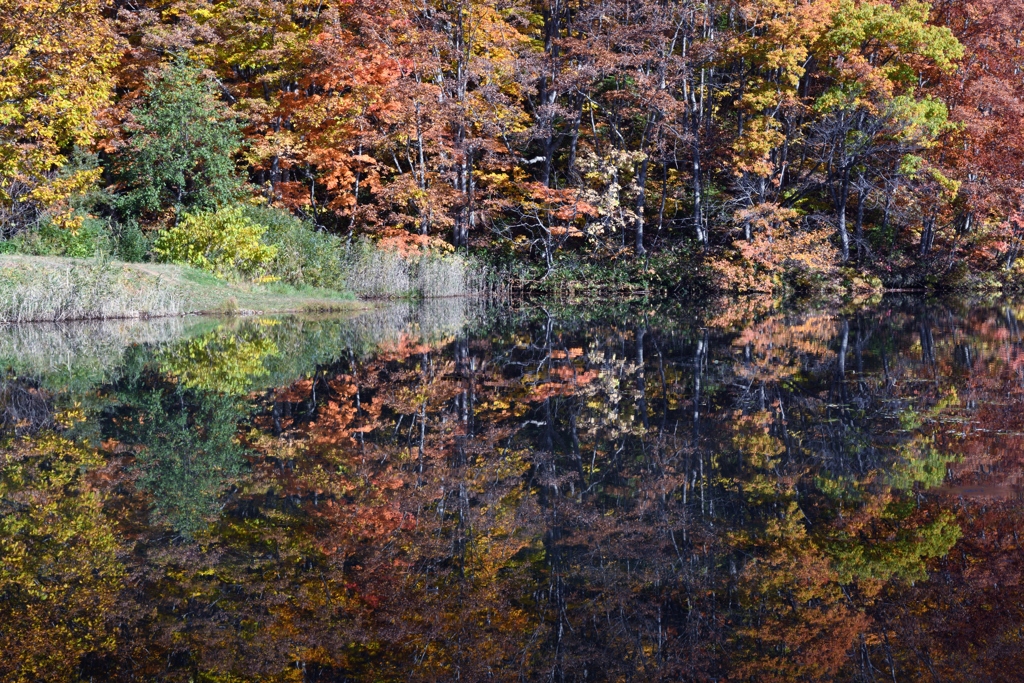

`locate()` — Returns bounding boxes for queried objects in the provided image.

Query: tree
[115,56,244,219]
[119,384,248,537]
[812,0,961,262]
[930,0,1024,271]
[0,0,121,234]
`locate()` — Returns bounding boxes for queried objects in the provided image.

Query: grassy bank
[0,255,360,322]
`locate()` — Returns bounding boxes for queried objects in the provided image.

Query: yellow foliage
[159,323,281,394]
[154,205,279,280]
[712,202,836,293]
[0,0,121,216]
[0,434,124,682]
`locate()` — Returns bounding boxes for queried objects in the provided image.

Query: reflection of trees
[158,322,280,394]
[715,309,968,680]
[119,385,247,537]
[23,301,1024,681]
[478,307,967,680]
[0,435,123,682]
[0,376,54,435]
[865,500,1024,682]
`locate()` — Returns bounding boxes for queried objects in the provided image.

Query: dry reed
[341,246,497,300]
[0,259,183,322]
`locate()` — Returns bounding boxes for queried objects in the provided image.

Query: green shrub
[153,205,277,280]
[2,216,112,258]
[243,205,346,289]
[112,220,151,262]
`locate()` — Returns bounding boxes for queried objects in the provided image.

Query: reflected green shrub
[826,509,961,585]
[158,321,280,394]
[888,437,960,491]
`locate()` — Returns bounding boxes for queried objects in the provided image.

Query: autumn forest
[7,0,1024,680]
[4,0,1024,291]
[3,299,1024,681]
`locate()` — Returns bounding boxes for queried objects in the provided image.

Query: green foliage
[153,204,278,280]
[116,56,244,218]
[125,387,248,537]
[111,219,152,262]
[158,322,280,394]
[1,216,111,257]
[0,151,153,260]
[888,95,955,145]
[824,0,963,86]
[245,205,347,288]
[826,509,962,584]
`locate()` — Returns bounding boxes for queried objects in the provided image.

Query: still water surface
[2,298,1022,681]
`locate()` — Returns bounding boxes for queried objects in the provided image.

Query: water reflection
[1,299,1023,681]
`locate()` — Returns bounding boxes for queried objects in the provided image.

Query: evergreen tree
[116,56,243,218]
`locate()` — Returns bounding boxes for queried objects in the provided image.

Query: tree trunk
[635,155,649,255]
[692,70,706,248]
[919,215,935,257]
[837,167,851,262]
[854,173,866,262]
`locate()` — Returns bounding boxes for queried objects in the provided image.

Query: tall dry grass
[341,247,411,299]
[0,259,183,322]
[340,244,499,300]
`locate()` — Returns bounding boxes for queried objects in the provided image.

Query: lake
[1,297,1021,682]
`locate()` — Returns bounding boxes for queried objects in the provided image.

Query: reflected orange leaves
[731,315,843,383]
[308,377,358,445]
[16,305,1024,680]
[376,333,450,361]
[522,366,600,402]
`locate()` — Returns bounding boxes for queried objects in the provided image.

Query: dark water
[2,298,1023,682]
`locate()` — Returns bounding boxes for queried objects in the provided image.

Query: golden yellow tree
[0,0,121,230]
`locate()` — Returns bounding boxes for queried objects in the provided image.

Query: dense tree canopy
[0,0,121,232]
[4,0,1024,290]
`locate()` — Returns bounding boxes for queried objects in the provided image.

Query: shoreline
[0,255,365,324]
[0,254,498,324]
